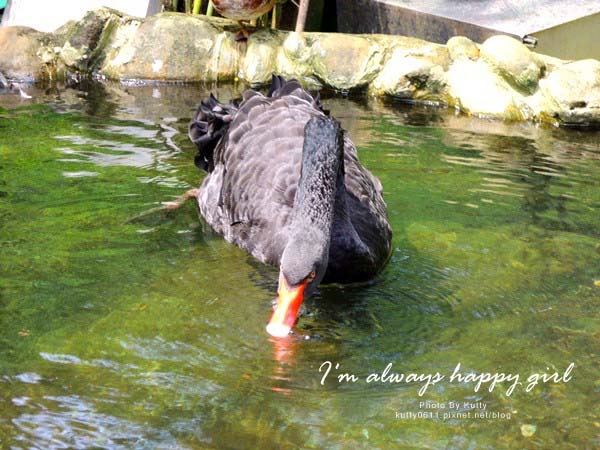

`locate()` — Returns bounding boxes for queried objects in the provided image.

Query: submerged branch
[125,188,199,224]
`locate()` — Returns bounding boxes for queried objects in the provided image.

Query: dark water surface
[0,82,599,449]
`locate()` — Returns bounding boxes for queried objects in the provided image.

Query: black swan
[189,76,392,337]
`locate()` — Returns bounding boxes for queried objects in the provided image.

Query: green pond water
[0,82,598,449]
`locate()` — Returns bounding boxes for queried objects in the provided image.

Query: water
[0,82,598,449]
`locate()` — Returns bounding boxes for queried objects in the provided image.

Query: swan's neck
[291,117,344,236]
[280,116,348,288]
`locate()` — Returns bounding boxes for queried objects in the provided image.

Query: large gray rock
[447,36,479,61]
[0,26,45,81]
[239,29,283,85]
[276,32,316,84]
[370,40,449,99]
[101,13,238,81]
[308,33,386,90]
[50,7,120,74]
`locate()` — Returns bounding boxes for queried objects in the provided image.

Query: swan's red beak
[266,273,307,338]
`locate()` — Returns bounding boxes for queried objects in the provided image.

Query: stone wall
[0,8,598,126]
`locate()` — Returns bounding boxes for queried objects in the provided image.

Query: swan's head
[266,115,343,338]
[266,229,328,338]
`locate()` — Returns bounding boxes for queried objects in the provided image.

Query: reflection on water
[0,82,599,449]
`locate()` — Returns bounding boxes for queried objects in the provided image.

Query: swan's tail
[267,75,327,113]
[189,75,326,172]
[189,94,239,172]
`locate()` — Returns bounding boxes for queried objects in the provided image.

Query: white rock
[480,35,543,92]
[446,59,529,119]
[537,59,600,125]
[447,36,479,61]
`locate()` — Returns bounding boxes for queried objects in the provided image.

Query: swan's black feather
[188,95,239,172]
[190,76,392,282]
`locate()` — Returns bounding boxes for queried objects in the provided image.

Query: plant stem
[206,0,214,16]
[271,4,279,28]
[192,0,202,14]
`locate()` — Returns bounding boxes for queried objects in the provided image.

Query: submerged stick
[125,188,199,223]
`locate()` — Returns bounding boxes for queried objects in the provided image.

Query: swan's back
[189,77,392,281]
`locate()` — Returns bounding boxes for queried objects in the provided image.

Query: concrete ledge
[1,8,599,127]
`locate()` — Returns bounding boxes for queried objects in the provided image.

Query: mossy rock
[447,36,479,61]
[537,59,600,126]
[480,35,544,94]
[445,59,531,120]
[310,33,385,90]
[239,29,283,85]
[101,13,238,81]
[370,43,449,100]
[0,26,45,81]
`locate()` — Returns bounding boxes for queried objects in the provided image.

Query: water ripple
[12,395,185,450]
